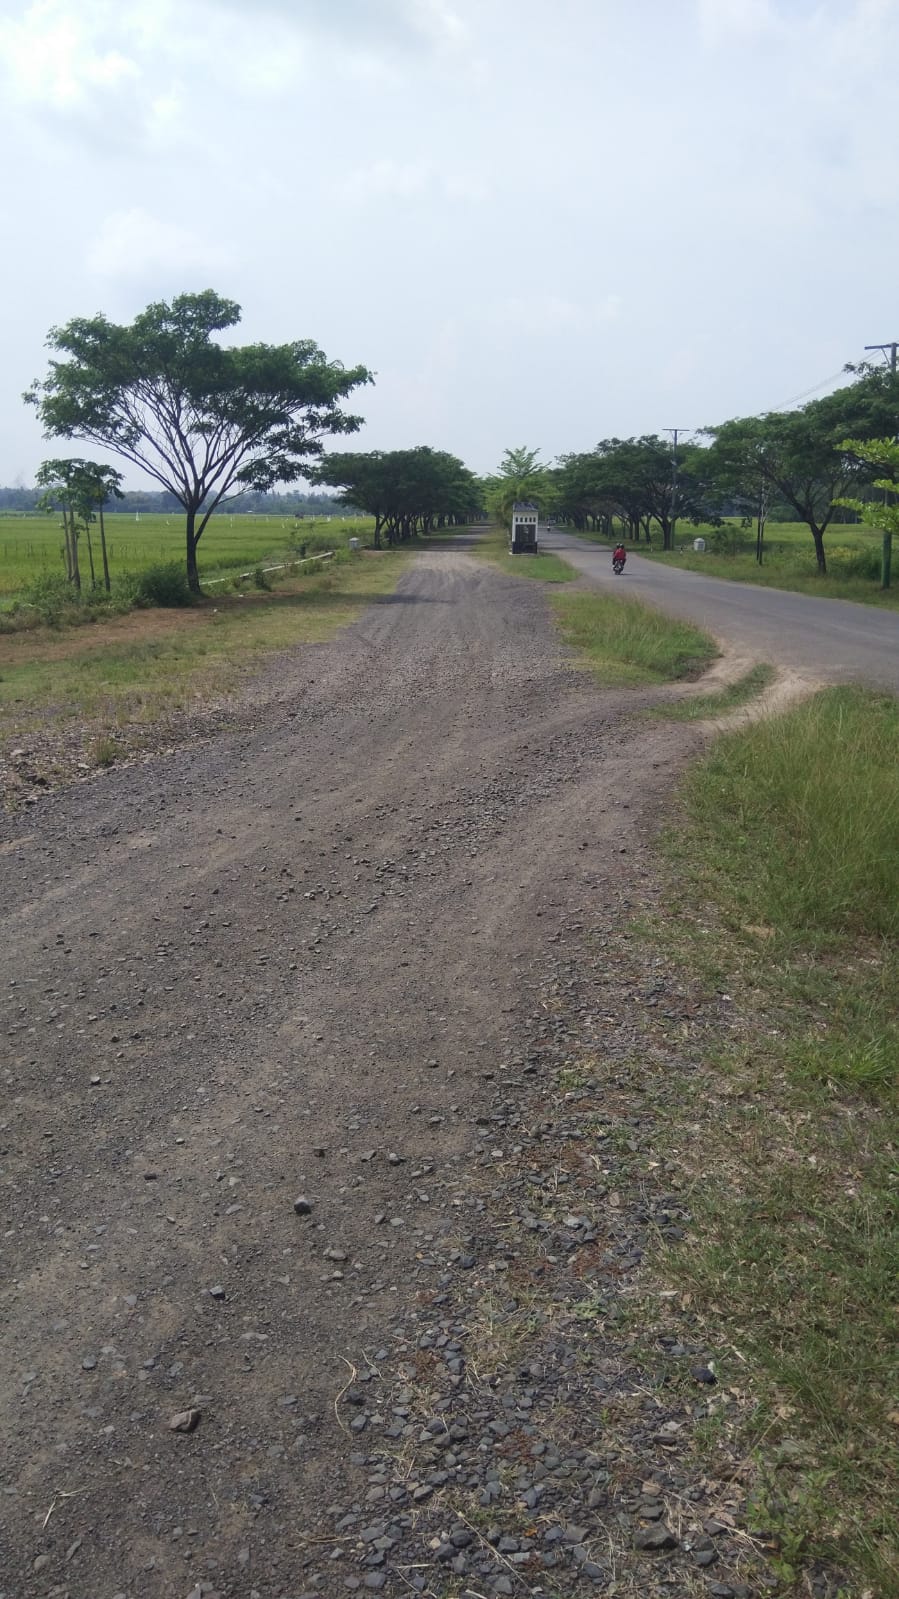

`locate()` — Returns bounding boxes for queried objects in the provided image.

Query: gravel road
[1,545,778,1599]
[545,528,899,692]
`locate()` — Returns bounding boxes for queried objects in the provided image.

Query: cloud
[696,0,780,45]
[343,158,490,204]
[0,0,141,105]
[493,294,623,336]
[207,0,470,53]
[85,208,229,282]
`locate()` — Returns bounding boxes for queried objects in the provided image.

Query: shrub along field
[0,511,375,598]
[574,519,899,608]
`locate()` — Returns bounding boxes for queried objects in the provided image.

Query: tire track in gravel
[1,542,713,1599]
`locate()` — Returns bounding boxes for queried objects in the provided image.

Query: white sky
[1,0,898,487]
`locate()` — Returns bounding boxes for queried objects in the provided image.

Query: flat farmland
[0,511,375,596]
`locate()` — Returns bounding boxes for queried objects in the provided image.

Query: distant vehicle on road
[510,500,539,555]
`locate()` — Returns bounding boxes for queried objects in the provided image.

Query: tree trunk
[69,509,81,592]
[373,514,382,550]
[85,522,96,589]
[62,510,73,582]
[186,507,201,594]
[99,504,111,592]
[810,522,827,574]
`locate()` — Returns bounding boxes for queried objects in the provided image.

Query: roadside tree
[35,458,124,592]
[313,447,479,545]
[706,368,899,574]
[834,436,899,589]
[484,447,550,525]
[26,290,371,593]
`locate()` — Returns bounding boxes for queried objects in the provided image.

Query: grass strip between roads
[475,527,576,583]
[0,548,411,752]
[655,662,776,720]
[653,686,898,1591]
[552,587,717,684]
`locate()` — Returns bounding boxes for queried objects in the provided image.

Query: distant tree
[313,447,479,546]
[484,447,549,525]
[554,438,712,546]
[26,290,372,593]
[706,369,899,573]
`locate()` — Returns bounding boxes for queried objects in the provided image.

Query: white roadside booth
[510,500,539,555]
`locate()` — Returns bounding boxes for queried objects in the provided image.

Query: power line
[864,341,899,373]
[768,366,853,412]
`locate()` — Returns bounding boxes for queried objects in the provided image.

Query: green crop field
[0,511,376,598]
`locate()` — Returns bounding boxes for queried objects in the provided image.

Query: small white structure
[348,537,360,551]
[510,500,539,555]
[693,537,706,552]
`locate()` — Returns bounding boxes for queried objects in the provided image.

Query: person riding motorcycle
[612,542,627,571]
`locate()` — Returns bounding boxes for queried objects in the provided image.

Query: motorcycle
[612,554,626,575]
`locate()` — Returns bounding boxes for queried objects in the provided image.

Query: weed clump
[131,562,194,608]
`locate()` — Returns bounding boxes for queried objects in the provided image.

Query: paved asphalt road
[544,529,899,693]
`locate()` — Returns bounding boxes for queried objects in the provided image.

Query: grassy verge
[0,549,411,747]
[552,588,717,684]
[474,527,576,583]
[655,687,899,1591]
[655,662,776,720]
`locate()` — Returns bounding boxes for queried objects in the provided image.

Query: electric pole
[864,342,898,588]
[864,342,898,372]
[664,428,691,551]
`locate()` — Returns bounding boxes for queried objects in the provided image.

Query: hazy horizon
[2,0,897,491]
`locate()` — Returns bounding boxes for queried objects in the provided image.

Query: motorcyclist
[612,542,627,567]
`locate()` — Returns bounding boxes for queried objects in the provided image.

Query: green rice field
[0,511,376,597]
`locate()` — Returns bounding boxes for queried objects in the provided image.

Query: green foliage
[132,561,195,608]
[554,435,712,547]
[25,290,372,590]
[21,571,73,626]
[312,446,480,545]
[252,565,271,590]
[483,445,552,525]
[705,369,899,569]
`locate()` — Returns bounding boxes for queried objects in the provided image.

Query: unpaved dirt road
[2,545,748,1599]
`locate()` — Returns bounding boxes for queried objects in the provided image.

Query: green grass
[655,662,776,720]
[572,519,899,609]
[681,686,899,944]
[474,527,576,583]
[0,548,411,740]
[0,511,375,598]
[655,686,899,1591]
[551,588,717,684]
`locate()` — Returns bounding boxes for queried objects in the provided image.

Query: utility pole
[664,428,691,551]
[864,342,898,372]
[864,343,898,588]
